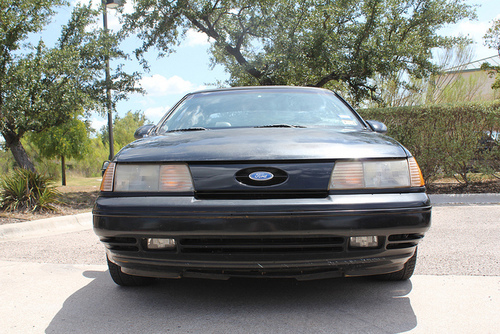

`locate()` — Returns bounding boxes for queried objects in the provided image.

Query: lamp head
[106,0,122,9]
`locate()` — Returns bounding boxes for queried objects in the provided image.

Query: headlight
[329,158,424,190]
[100,163,194,192]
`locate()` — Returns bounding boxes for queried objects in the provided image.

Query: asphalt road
[0,205,499,333]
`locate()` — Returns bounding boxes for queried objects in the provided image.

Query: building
[430,55,500,103]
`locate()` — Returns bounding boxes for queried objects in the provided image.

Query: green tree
[0,0,67,171]
[123,0,475,105]
[482,19,500,90]
[29,115,92,186]
[0,1,141,172]
[78,137,109,178]
[101,111,149,151]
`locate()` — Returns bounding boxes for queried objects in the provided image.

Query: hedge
[358,101,500,184]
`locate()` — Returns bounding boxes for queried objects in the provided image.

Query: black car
[93,86,431,286]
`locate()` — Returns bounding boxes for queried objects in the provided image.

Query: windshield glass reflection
[157,89,364,133]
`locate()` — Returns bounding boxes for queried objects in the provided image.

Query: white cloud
[436,0,500,60]
[140,74,196,96]
[440,18,497,59]
[90,117,108,132]
[144,106,170,120]
[454,20,490,42]
[121,1,135,14]
[185,29,212,47]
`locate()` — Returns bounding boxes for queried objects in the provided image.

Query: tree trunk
[1,131,36,172]
[61,155,66,186]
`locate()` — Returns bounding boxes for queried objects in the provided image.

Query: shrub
[359,100,500,184]
[0,168,60,212]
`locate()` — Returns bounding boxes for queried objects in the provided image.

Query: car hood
[114,128,408,162]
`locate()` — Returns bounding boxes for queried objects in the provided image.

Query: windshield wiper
[255,124,306,128]
[166,127,207,133]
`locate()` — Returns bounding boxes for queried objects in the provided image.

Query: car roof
[187,86,334,96]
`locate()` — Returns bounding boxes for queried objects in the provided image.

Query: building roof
[445,54,500,74]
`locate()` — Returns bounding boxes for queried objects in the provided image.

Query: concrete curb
[429,193,500,206]
[0,212,92,241]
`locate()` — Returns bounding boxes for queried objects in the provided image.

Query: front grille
[195,191,328,200]
[179,236,345,254]
[386,233,423,249]
[100,236,139,252]
[184,268,341,278]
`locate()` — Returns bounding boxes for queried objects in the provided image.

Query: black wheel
[107,256,155,286]
[376,248,418,281]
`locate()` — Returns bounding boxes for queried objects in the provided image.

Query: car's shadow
[46,270,416,333]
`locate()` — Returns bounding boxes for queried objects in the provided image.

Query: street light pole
[102,0,122,160]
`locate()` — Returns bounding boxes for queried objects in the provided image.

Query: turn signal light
[100,162,116,192]
[408,157,425,187]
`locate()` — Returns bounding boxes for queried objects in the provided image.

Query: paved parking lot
[0,204,499,333]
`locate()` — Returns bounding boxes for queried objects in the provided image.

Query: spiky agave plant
[0,168,60,212]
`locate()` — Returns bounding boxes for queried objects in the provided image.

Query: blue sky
[37,0,500,131]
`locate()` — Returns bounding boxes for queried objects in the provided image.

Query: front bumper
[93,192,431,280]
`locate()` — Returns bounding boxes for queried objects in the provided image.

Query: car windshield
[157,88,365,133]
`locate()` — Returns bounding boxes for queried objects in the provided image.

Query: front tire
[107,256,155,286]
[376,248,418,281]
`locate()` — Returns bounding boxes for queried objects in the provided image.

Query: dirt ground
[1,179,499,225]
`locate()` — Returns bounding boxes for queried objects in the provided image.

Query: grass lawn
[55,176,102,192]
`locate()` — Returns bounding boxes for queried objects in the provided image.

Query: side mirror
[101,161,110,176]
[366,120,388,134]
[134,124,155,139]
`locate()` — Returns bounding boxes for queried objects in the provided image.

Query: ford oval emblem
[249,171,274,181]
